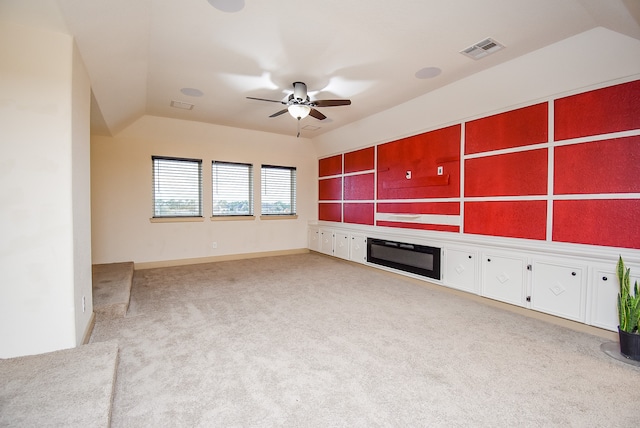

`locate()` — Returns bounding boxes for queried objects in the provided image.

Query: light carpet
[91,253,639,427]
[0,341,118,427]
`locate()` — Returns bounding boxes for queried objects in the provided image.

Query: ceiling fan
[247,81,351,137]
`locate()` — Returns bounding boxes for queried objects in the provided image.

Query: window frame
[151,155,203,219]
[260,164,297,218]
[211,160,254,218]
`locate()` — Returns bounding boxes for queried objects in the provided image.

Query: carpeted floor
[88,253,639,427]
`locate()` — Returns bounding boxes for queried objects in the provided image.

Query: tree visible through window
[152,156,202,217]
[261,165,296,215]
[212,161,253,216]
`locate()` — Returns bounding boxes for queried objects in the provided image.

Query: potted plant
[617,256,640,360]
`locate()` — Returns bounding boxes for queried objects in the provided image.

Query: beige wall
[0,21,92,358]
[91,116,318,265]
[314,27,640,157]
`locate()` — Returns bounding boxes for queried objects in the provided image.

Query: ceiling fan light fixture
[288,104,311,119]
[207,0,245,13]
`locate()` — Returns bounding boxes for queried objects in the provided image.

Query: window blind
[261,165,296,215]
[212,161,254,216]
[152,156,202,217]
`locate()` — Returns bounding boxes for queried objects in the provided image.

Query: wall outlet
[212,242,218,249]
[437,166,443,175]
[405,170,411,179]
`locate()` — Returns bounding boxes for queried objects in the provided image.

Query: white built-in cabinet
[481,253,527,307]
[530,259,587,322]
[350,235,367,263]
[589,264,640,331]
[334,232,350,260]
[308,224,636,333]
[443,248,478,293]
[320,228,334,255]
[308,226,320,252]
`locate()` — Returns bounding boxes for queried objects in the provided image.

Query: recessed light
[170,100,194,110]
[180,88,204,97]
[415,67,442,79]
[207,0,245,13]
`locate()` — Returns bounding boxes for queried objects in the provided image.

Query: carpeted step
[0,341,119,427]
[92,262,134,319]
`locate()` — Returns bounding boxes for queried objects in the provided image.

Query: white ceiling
[4,0,640,138]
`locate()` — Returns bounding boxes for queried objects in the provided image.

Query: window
[261,165,296,215]
[152,156,202,217]
[212,161,253,216]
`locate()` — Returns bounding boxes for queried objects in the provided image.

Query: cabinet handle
[571,272,576,276]
[468,255,472,259]
[487,258,491,262]
[603,276,608,281]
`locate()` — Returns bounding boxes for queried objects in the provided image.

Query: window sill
[260,215,298,220]
[211,215,255,221]
[150,217,204,223]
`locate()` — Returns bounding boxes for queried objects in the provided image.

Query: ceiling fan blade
[309,108,327,120]
[247,96,286,104]
[269,108,289,118]
[313,99,352,107]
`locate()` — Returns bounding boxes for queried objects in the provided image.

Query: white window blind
[212,161,254,216]
[152,156,202,217]
[261,165,296,215]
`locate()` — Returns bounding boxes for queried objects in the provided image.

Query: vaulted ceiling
[3,0,640,138]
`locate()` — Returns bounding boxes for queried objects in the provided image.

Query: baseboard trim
[134,248,310,270]
[82,312,96,345]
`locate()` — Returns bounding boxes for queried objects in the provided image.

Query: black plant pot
[618,327,640,361]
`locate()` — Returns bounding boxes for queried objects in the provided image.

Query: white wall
[314,27,640,156]
[71,42,93,345]
[91,116,318,265]
[0,21,91,358]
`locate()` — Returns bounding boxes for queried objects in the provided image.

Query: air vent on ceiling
[302,125,321,131]
[460,37,505,60]
[170,100,194,110]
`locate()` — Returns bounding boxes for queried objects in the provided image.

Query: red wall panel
[554,136,640,195]
[555,80,640,141]
[344,173,374,200]
[377,202,460,215]
[344,147,375,173]
[319,154,342,177]
[464,201,547,240]
[465,149,548,197]
[318,203,341,222]
[319,177,342,201]
[465,103,548,154]
[377,124,460,200]
[344,203,374,225]
[553,199,640,249]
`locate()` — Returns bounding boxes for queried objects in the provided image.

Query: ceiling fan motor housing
[293,81,307,101]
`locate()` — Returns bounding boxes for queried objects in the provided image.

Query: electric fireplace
[367,238,441,280]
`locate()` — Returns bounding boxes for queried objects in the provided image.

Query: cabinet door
[482,253,526,306]
[350,235,367,263]
[590,266,640,331]
[531,260,586,322]
[334,232,350,260]
[319,229,334,255]
[308,227,320,251]
[444,248,478,293]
